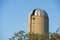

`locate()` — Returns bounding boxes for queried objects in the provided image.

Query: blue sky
[0,0,60,40]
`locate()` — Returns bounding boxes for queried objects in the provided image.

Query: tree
[28,33,40,40]
[9,38,12,40]
[9,30,60,40]
[24,33,28,40]
[12,36,15,40]
[28,32,50,40]
[50,33,58,40]
[18,30,25,40]
[14,32,18,37]
[9,30,26,40]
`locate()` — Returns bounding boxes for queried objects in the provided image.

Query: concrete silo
[28,8,49,34]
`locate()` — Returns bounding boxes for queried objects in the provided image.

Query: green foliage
[9,30,27,40]
[9,38,12,40]
[28,33,49,40]
[9,30,60,40]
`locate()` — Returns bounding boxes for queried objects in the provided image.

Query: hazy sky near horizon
[0,0,60,40]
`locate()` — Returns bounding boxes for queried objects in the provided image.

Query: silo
[28,8,49,34]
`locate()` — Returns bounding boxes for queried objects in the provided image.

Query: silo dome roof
[29,8,48,16]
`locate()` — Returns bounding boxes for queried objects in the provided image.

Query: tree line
[9,30,60,40]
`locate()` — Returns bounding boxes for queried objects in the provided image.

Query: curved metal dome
[29,8,48,16]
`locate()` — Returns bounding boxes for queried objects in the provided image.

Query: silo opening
[32,17,35,20]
